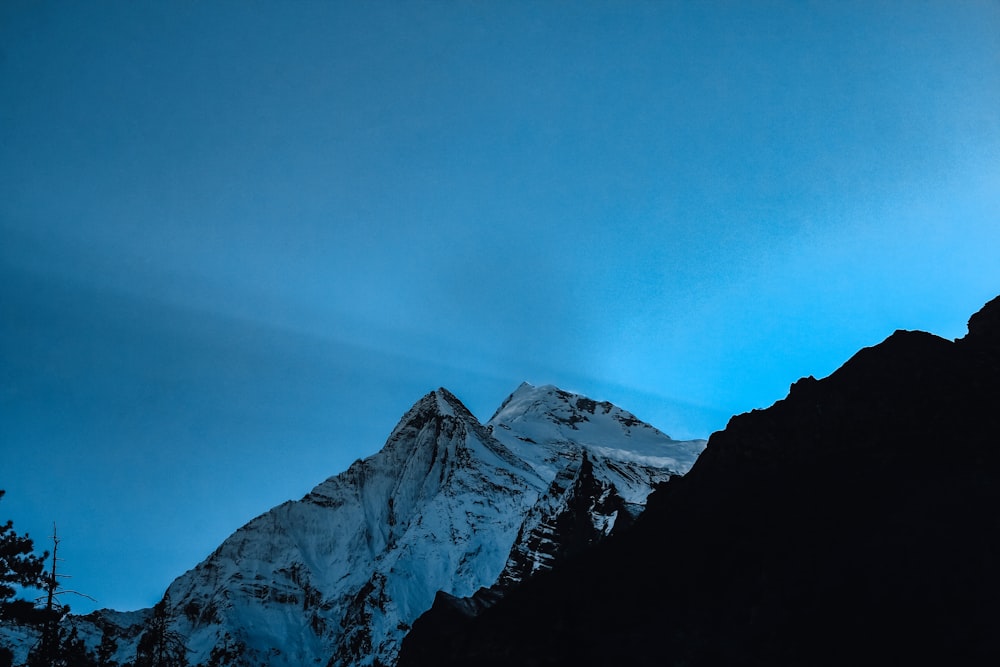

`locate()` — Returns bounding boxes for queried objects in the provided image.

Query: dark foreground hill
[398,295,1000,667]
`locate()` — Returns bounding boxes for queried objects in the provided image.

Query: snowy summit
[8,383,706,667]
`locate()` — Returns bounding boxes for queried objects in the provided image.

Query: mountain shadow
[398,295,1000,667]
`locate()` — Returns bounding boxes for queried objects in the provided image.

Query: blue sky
[2,1,998,614]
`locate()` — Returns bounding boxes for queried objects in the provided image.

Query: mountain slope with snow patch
[3,383,705,667]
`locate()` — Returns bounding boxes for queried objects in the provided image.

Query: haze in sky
[2,1,998,614]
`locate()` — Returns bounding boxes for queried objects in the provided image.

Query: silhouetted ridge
[966,294,1000,342]
[398,294,1000,667]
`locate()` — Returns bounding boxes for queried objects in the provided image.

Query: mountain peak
[430,387,474,419]
[32,381,704,667]
[489,382,673,441]
[489,382,609,423]
[487,381,537,420]
[487,383,704,491]
[395,387,478,432]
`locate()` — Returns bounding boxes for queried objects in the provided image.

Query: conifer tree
[97,627,121,667]
[55,626,99,667]
[25,524,97,667]
[134,594,189,667]
[0,490,47,619]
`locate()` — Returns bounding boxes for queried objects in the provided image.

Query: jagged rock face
[496,451,624,589]
[489,383,703,501]
[160,388,546,667]
[397,295,1000,667]
[485,384,703,591]
[61,383,703,667]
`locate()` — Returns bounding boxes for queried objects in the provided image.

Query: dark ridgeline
[398,295,1000,666]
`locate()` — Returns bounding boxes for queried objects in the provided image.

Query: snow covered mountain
[5,383,705,667]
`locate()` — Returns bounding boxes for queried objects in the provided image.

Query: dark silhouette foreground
[399,295,1000,666]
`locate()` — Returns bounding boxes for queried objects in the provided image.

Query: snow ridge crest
[44,383,706,667]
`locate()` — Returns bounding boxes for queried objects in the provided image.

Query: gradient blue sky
[2,1,998,614]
